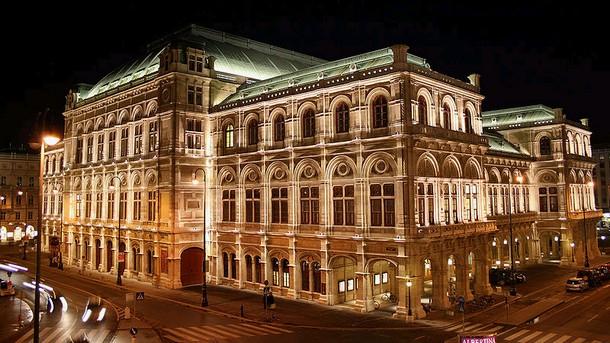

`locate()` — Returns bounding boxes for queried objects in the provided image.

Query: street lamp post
[570,241,575,262]
[18,190,27,260]
[582,181,594,268]
[34,135,60,343]
[192,168,208,307]
[508,174,523,296]
[110,175,123,286]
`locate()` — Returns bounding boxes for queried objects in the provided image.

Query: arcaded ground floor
[43,218,602,319]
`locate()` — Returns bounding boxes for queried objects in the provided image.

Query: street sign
[118,252,125,263]
[130,327,138,336]
[136,292,144,301]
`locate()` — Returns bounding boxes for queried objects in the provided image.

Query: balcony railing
[568,209,603,220]
[408,125,488,145]
[415,221,496,239]
[487,211,538,225]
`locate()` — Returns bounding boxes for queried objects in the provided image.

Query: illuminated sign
[459,334,496,343]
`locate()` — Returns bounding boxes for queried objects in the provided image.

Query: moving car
[489,268,527,286]
[0,278,15,296]
[576,269,602,287]
[566,277,589,292]
[82,296,107,323]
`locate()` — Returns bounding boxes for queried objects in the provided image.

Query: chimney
[467,73,480,88]
[391,44,410,69]
[580,118,589,127]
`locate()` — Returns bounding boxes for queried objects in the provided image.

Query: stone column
[431,254,449,310]
[408,257,426,319]
[356,272,375,312]
[455,254,472,301]
[474,248,493,296]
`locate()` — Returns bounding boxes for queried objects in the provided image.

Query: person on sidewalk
[262,280,276,321]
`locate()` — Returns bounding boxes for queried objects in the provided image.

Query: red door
[181,248,203,286]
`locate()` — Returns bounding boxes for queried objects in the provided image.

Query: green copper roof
[481,104,556,129]
[220,47,431,105]
[78,25,326,102]
[483,131,528,156]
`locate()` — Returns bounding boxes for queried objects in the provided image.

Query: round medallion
[374,160,388,174]
[274,169,286,180]
[336,163,350,176]
[303,166,316,179]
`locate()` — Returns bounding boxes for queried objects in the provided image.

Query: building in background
[42,25,601,319]
[0,152,39,243]
[592,148,610,213]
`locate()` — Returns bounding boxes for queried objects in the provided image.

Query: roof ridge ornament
[349,63,357,73]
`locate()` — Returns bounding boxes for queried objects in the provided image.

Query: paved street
[3,242,610,343]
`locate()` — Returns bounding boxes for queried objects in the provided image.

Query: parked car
[489,268,526,286]
[566,277,589,292]
[0,278,15,296]
[576,269,602,287]
[82,296,106,323]
[594,265,609,281]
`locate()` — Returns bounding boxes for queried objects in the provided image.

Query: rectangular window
[370,183,395,227]
[149,121,158,152]
[549,187,558,212]
[196,56,203,72]
[282,270,290,288]
[15,212,20,220]
[75,194,81,218]
[333,185,354,225]
[272,187,289,223]
[338,280,346,293]
[96,193,103,218]
[58,195,62,214]
[108,131,116,159]
[0,212,4,220]
[119,192,127,220]
[107,193,115,220]
[17,176,22,186]
[133,191,141,221]
[188,55,195,71]
[187,85,195,105]
[539,188,548,212]
[374,273,381,285]
[300,186,319,224]
[16,195,21,206]
[245,189,260,223]
[85,193,92,219]
[0,176,5,185]
[120,127,129,157]
[28,211,32,220]
[97,134,104,161]
[50,195,55,215]
[133,124,143,154]
[86,135,93,162]
[347,278,354,291]
[76,138,83,164]
[147,191,157,221]
[222,190,236,222]
[29,177,34,187]
[382,272,388,284]
[195,87,203,105]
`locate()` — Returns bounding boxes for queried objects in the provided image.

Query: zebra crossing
[15,326,111,343]
[161,323,294,342]
[499,328,606,343]
[444,321,504,333]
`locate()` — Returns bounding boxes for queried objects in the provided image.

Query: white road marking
[163,327,201,342]
[445,322,468,331]
[260,324,294,333]
[241,323,280,334]
[463,323,484,331]
[505,329,530,341]
[518,331,543,343]
[587,313,599,322]
[227,323,267,336]
[200,325,241,339]
[15,329,34,343]
[570,338,586,343]
[553,335,572,343]
[190,325,231,340]
[533,332,556,343]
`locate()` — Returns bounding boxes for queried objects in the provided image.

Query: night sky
[1,1,607,150]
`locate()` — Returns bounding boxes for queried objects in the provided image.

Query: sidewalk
[0,294,33,343]
[113,317,162,343]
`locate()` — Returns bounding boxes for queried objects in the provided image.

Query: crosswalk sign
[136,292,144,301]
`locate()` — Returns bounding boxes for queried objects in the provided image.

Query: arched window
[303,110,315,138]
[373,96,388,128]
[336,103,350,133]
[418,96,427,125]
[247,120,258,145]
[223,252,229,277]
[272,258,279,285]
[442,104,451,129]
[147,250,153,274]
[464,109,472,134]
[230,253,237,279]
[274,116,285,142]
[281,258,290,288]
[224,124,234,148]
[540,137,551,155]
[255,256,262,283]
[245,255,253,281]
[312,262,322,293]
[301,261,310,291]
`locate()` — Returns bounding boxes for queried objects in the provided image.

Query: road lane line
[163,327,201,342]
[587,313,599,322]
[242,323,281,334]
[190,325,231,340]
[227,323,267,336]
[15,329,34,343]
[518,331,543,343]
[260,324,294,333]
[553,335,572,343]
[200,325,241,339]
[570,338,586,343]
[463,323,484,331]
[533,332,556,343]
[485,326,504,333]
[174,327,211,342]
[505,329,530,341]
[41,327,64,343]
[445,322,468,331]
[70,329,86,342]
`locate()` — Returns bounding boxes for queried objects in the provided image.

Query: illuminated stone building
[0,152,39,243]
[43,25,600,319]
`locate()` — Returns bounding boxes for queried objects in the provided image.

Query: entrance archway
[181,247,203,286]
[468,252,476,297]
[330,256,356,305]
[447,255,457,303]
[539,231,562,263]
[369,259,398,312]
[423,258,433,307]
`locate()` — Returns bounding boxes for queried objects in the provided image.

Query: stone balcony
[408,124,489,146]
[415,221,496,239]
[567,209,603,221]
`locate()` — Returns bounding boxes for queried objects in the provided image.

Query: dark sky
[1,1,607,150]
